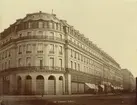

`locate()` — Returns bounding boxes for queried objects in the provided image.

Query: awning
[85,83,96,89]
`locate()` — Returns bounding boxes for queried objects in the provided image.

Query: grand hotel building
[0,11,123,95]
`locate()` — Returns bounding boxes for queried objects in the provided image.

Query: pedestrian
[0,99,4,105]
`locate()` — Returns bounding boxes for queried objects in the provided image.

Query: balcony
[1,35,65,48]
[37,51,43,53]
[0,66,65,74]
[18,52,22,54]
[15,35,65,43]
[26,51,32,53]
[49,51,54,54]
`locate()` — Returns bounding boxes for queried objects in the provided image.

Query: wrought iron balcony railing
[1,35,65,47]
[0,66,65,74]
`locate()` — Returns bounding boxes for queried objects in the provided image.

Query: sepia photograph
[0,0,136,105]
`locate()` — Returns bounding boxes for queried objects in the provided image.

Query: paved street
[0,93,136,105]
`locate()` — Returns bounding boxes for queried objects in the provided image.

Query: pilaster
[31,76,36,94]
[65,73,71,95]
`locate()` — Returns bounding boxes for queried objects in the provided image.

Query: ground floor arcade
[0,72,123,95]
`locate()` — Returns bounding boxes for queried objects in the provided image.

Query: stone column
[11,45,17,68]
[21,76,25,95]
[65,73,71,95]
[31,76,36,94]
[9,74,16,94]
[63,76,65,95]
[55,45,58,67]
[44,44,48,66]
[55,76,59,95]
[44,76,48,95]
[32,44,36,66]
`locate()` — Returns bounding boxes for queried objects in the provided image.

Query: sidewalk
[0,93,116,99]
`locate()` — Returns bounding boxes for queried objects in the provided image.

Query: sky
[0,0,137,77]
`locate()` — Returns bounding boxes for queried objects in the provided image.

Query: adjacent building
[121,69,135,92]
[0,11,123,95]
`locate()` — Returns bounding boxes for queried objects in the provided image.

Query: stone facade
[0,11,123,95]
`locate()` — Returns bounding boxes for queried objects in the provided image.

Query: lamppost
[136,77,137,105]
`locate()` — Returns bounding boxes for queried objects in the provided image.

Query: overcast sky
[0,0,137,77]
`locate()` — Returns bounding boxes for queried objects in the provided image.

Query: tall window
[59,34,62,39]
[18,45,22,54]
[28,22,31,28]
[5,62,7,69]
[78,64,80,71]
[49,44,54,53]
[59,46,62,54]
[44,21,48,28]
[2,52,4,59]
[19,33,22,37]
[38,31,43,35]
[2,63,4,70]
[74,51,76,59]
[26,57,31,66]
[5,50,7,58]
[52,22,54,29]
[56,23,58,30]
[8,60,10,68]
[71,49,73,57]
[26,44,31,53]
[50,58,54,67]
[81,55,83,61]
[59,59,62,68]
[74,62,76,70]
[40,60,43,67]
[18,58,22,67]
[78,53,80,60]
[38,21,43,28]
[9,50,11,57]
[50,32,54,38]
[71,61,73,69]
[37,43,43,53]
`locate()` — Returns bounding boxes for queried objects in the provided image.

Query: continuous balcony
[1,35,65,48]
[0,66,65,76]
[15,35,65,42]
